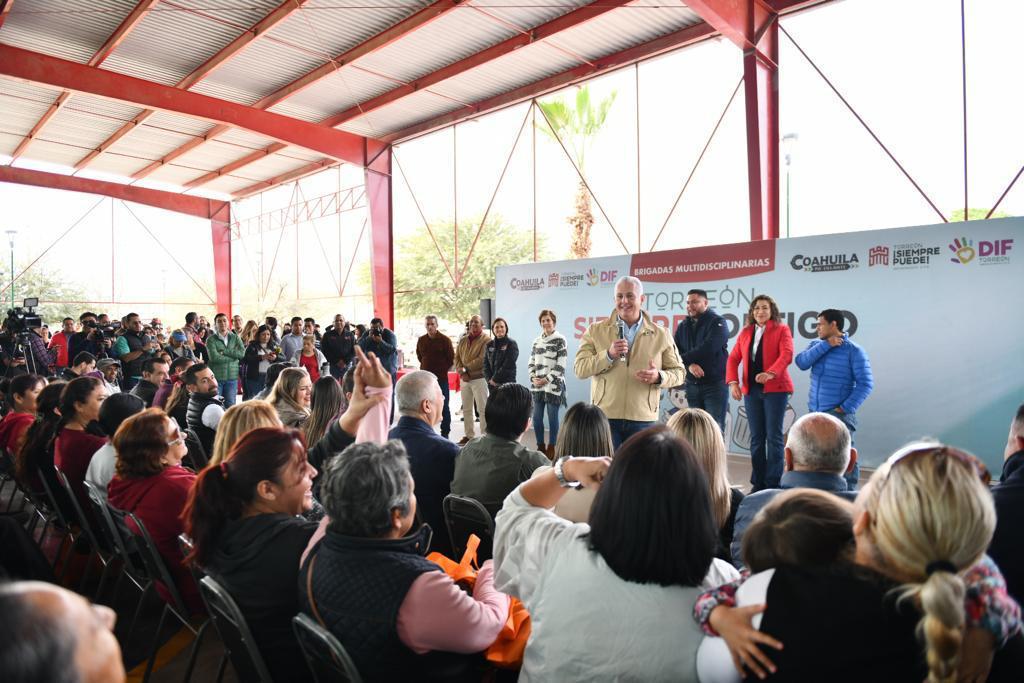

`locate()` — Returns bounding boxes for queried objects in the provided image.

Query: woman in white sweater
[494,425,739,681]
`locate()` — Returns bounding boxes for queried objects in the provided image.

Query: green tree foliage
[537,85,617,259]
[950,208,1009,222]
[2,266,88,323]
[363,216,544,324]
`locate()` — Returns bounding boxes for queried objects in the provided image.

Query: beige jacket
[574,309,686,422]
[454,332,492,380]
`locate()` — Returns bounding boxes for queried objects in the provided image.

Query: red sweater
[108,466,200,612]
[298,352,320,382]
[54,428,107,522]
[725,320,795,394]
[0,411,34,456]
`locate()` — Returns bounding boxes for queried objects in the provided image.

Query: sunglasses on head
[884,442,991,487]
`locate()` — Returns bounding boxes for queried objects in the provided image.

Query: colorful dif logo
[949,237,975,265]
[585,268,599,286]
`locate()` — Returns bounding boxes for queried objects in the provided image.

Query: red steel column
[210,202,232,315]
[744,17,780,240]
[365,143,394,328]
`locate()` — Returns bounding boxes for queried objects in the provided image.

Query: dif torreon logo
[949,236,1014,266]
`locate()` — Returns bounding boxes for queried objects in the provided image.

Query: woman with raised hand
[494,425,739,680]
[184,427,318,682]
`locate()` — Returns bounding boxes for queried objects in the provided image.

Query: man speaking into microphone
[575,276,686,448]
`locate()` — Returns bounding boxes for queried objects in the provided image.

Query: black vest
[756,564,927,682]
[748,327,765,388]
[300,526,474,682]
[186,392,222,457]
[122,331,151,377]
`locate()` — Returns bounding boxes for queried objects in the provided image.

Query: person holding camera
[358,317,399,418]
[68,312,113,363]
[111,313,156,391]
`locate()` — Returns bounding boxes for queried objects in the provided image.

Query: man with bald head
[728,411,858,567]
[0,581,125,682]
[575,276,686,448]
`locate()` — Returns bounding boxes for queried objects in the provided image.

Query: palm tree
[537,85,617,259]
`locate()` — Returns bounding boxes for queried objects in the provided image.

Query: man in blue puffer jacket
[795,308,874,489]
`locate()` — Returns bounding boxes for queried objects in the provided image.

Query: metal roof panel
[0,0,139,63]
[551,1,704,61]
[64,93,144,123]
[102,0,282,86]
[105,124,198,162]
[271,66,400,123]
[354,7,519,83]
[340,89,460,138]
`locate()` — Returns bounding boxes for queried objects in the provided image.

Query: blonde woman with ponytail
[697,442,1014,683]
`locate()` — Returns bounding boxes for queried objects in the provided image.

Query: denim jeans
[744,385,790,490]
[219,379,238,408]
[244,376,266,401]
[438,374,451,438]
[608,419,656,450]
[829,408,860,489]
[684,381,730,435]
[533,400,560,448]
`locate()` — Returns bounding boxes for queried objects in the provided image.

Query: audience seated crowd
[1,306,1022,683]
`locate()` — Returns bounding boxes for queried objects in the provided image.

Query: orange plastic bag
[427,534,531,669]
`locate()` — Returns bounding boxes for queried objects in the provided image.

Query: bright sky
[0,0,1020,323]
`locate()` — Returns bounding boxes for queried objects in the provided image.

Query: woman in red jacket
[726,294,794,491]
[108,408,200,612]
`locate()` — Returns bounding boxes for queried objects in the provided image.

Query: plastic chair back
[442,494,495,562]
[199,575,273,683]
[292,613,364,683]
[54,467,104,554]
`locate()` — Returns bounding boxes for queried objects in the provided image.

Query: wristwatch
[554,456,580,488]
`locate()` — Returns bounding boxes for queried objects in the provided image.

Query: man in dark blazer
[673,288,730,434]
[389,369,460,556]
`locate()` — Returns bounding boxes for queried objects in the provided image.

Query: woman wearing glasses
[697,443,1007,683]
[108,408,200,611]
[726,294,794,491]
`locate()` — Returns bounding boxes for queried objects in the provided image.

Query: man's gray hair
[396,370,439,416]
[425,315,438,324]
[787,412,851,474]
[615,275,644,295]
[320,440,412,538]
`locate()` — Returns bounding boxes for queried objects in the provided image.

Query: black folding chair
[442,494,495,562]
[127,512,209,683]
[199,575,273,683]
[37,469,78,580]
[55,467,114,597]
[184,429,208,470]
[292,613,364,683]
[1,447,25,512]
[86,483,154,635]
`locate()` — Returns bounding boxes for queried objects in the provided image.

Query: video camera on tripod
[1,298,43,374]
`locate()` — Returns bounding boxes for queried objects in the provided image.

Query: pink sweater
[303,384,509,652]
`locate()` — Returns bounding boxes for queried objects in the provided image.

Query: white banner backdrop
[495,217,1023,473]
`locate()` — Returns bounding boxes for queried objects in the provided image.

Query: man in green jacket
[206,312,245,407]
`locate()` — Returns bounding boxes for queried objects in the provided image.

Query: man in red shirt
[48,317,76,370]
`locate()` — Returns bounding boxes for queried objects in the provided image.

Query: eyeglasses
[883,442,991,487]
[166,427,184,447]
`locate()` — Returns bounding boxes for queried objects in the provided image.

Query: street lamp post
[4,230,16,308]
[781,133,799,238]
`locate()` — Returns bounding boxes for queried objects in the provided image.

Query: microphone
[618,320,627,362]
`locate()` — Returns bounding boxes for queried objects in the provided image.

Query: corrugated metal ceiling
[0,0,738,198]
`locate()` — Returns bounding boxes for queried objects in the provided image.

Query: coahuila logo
[509,276,545,291]
[949,236,1013,266]
[790,252,859,273]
